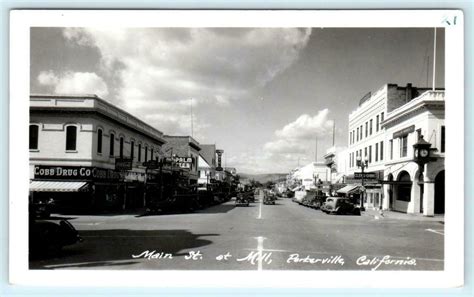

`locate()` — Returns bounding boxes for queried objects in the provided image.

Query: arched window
[29,125,39,150]
[119,137,124,158]
[138,143,142,162]
[66,126,77,151]
[397,171,412,202]
[97,129,103,154]
[109,133,115,156]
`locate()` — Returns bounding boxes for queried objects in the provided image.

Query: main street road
[30,193,444,271]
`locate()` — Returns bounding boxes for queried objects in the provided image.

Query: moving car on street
[321,197,361,215]
[235,193,250,207]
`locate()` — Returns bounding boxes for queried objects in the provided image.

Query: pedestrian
[378,205,384,217]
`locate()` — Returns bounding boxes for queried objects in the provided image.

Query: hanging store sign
[173,156,192,169]
[354,172,377,180]
[115,158,133,171]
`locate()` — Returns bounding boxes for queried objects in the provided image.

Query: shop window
[65,126,77,151]
[441,126,445,153]
[119,137,124,158]
[138,143,142,162]
[109,133,115,156]
[400,135,408,157]
[130,141,135,160]
[380,141,384,160]
[29,125,39,150]
[97,129,103,154]
[397,171,412,202]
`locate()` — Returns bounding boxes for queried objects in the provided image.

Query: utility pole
[190,98,194,137]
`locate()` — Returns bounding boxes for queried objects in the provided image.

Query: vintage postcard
[9,10,464,288]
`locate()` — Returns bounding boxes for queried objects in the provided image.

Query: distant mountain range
[239,173,287,184]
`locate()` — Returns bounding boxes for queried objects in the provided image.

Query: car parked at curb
[321,197,361,215]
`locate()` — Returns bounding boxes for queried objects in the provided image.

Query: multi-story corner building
[162,135,201,185]
[197,144,217,188]
[381,90,445,216]
[346,83,436,210]
[29,94,166,210]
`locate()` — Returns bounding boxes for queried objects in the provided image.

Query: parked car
[321,197,361,215]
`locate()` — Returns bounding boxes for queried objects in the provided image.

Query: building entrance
[434,170,445,214]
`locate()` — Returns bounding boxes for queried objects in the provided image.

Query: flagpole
[432,27,437,91]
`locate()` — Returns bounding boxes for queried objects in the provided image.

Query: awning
[337,184,359,194]
[30,181,89,192]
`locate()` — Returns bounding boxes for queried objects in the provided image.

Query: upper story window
[365,122,368,138]
[441,126,445,153]
[138,143,142,162]
[369,119,373,135]
[97,129,103,154]
[360,125,363,139]
[65,125,77,151]
[375,142,379,162]
[130,141,135,160]
[380,141,384,161]
[376,115,380,132]
[349,131,352,145]
[119,137,124,158]
[109,133,115,156]
[150,148,154,161]
[390,140,393,160]
[400,135,408,157]
[381,112,384,122]
[356,127,359,141]
[145,146,148,161]
[368,146,372,163]
[29,125,39,150]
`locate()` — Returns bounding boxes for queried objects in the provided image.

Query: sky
[30,27,445,174]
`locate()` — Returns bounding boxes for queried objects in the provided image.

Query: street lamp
[356,155,368,211]
[413,135,437,210]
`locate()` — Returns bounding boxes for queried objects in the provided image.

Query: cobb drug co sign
[34,166,121,181]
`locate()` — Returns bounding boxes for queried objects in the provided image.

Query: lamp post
[356,155,368,211]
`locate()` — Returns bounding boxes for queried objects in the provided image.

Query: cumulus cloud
[62,27,311,129]
[37,70,109,98]
[275,109,333,140]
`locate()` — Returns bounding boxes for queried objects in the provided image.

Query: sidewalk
[362,208,445,222]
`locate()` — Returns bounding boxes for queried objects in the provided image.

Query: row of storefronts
[28,94,231,213]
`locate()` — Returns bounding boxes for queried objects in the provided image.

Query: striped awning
[29,181,89,192]
[336,184,359,194]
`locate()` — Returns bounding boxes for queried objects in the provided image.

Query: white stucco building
[381,90,445,216]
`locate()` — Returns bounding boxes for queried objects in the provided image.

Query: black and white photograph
[9,10,464,288]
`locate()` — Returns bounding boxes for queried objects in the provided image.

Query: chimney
[405,83,413,102]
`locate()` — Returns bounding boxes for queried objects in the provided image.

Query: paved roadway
[30,191,444,271]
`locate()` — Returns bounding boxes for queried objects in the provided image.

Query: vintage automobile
[263,193,276,205]
[235,193,250,207]
[321,197,361,215]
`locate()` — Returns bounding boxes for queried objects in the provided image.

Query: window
[150,148,154,161]
[365,122,368,137]
[369,119,373,135]
[97,129,103,154]
[376,115,380,132]
[360,125,363,139]
[369,146,372,163]
[66,126,77,151]
[119,137,124,158]
[138,144,142,162]
[349,131,352,145]
[381,112,384,122]
[353,130,355,143]
[364,147,367,158]
[109,133,115,156]
[130,141,135,160]
[29,125,39,150]
[441,126,445,153]
[390,140,393,160]
[145,146,148,161]
[380,141,384,161]
[375,143,379,162]
[359,149,362,159]
[356,127,359,141]
[400,135,408,157]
